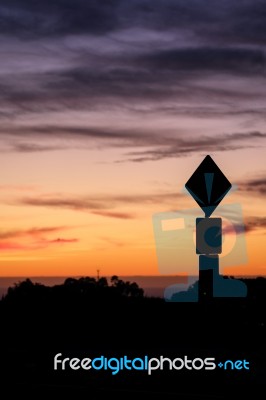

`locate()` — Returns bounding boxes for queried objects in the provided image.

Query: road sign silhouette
[185,155,232,217]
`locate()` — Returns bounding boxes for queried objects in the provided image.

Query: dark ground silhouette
[0,276,265,398]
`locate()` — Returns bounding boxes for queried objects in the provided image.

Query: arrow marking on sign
[204,172,214,204]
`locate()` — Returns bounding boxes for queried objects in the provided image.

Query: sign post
[185,155,232,301]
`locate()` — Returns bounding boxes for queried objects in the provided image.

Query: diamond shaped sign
[185,155,232,217]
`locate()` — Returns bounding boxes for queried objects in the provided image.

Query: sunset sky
[0,0,265,278]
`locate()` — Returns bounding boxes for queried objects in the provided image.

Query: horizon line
[0,274,265,278]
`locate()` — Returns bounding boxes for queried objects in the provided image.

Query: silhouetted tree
[110,275,144,297]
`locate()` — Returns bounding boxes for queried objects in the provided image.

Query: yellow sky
[0,146,265,277]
